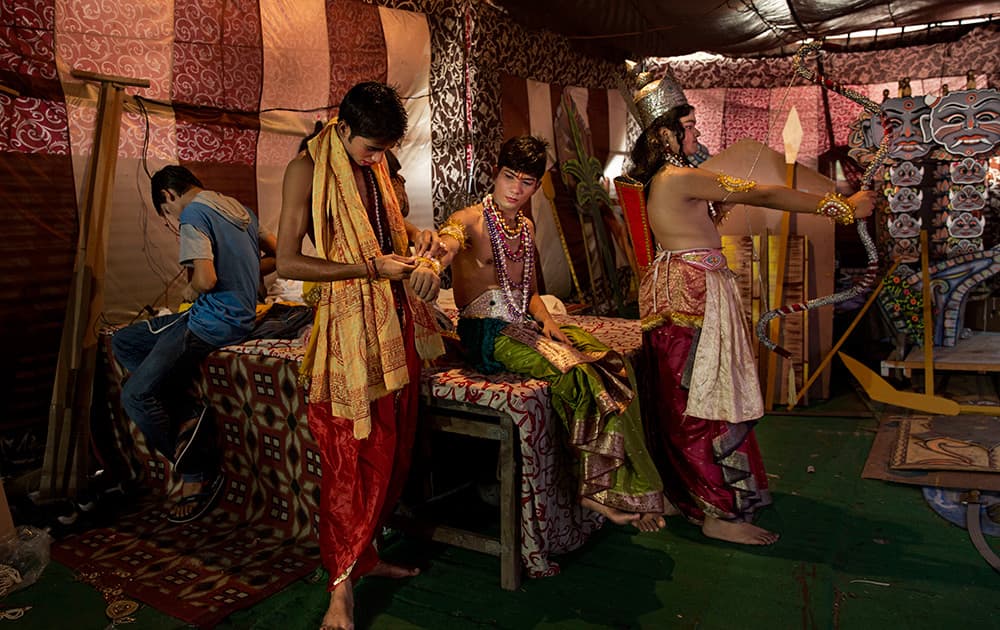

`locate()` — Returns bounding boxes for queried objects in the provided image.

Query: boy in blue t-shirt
[111,165,260,523]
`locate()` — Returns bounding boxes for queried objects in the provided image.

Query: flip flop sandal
[173,406,208,472]
[167,473,225,524]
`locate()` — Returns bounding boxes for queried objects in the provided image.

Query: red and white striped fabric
[5,0,432,321]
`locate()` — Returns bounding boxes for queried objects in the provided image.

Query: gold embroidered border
[641,311,704,332]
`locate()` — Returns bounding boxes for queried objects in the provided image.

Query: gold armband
[815,192,855,226]
[414,255,442,275]
[438,217,467,250]
[716,173,757,193]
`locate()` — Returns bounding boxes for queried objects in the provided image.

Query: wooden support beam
[764,107,803,410]
[41,69,148,499]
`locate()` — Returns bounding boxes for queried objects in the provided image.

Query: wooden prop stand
[764,108,803,410]
[789,259,902,410]
[41,69,150,498]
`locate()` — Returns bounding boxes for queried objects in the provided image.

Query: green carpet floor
[5,411,1000,629]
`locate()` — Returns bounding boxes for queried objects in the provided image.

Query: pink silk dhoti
[308,299,419,590]
[638,249,771,523]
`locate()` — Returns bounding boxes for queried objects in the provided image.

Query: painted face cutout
[950,157,988,184]
[890,238,919,262]
[880,97,933,160]
[947,184,987,211]
[927,89,1000,157]
[887,213,921,238]
[884,185,923,213]
[944,237,982,257]
[889,161,924,186]
[946,211,985,238]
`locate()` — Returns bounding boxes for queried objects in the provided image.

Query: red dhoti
[639,249,771,523]
[307,303,420,590]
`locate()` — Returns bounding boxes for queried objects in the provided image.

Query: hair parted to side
[338,82,408,143]
[150,165,203,216]
[497,135,549,180]
[627,104,695,185]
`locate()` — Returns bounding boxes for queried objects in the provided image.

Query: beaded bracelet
[414,255,442,275]
[365,256,380,280]
[815,192,856,225]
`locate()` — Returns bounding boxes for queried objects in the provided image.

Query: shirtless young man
[626,80,875,545]
[276,82,443,630]
[435,135,667,532]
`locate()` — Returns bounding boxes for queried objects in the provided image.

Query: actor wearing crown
[623,64,876,545]
[435,135,667,532]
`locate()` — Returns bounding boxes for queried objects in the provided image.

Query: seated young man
[112,165,262,523]
[434,135,667,532]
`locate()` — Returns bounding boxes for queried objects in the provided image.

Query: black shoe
[166,473,225,524]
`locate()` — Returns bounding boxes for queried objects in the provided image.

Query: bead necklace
[484,193,527,239]
[482,195,533,321]
[483,194,529,261]
[364,167,388,252]
[663,150,720,222]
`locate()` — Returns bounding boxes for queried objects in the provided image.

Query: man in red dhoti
[277,82,444,630]
[622,65,876,545]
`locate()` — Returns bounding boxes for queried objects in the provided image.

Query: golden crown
[626,60,688,131]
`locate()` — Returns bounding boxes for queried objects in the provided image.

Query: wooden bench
[396,395,522,590]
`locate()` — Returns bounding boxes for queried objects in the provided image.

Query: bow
[756,41,890,358]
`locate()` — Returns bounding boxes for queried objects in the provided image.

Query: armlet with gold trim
[716,173,758,193]
[438,217,468,249]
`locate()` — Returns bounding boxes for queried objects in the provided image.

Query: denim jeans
[111,313,216,482]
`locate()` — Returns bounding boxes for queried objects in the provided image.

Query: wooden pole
[919,229,935,396]
[41,69,149,499]
[764,107,803,410]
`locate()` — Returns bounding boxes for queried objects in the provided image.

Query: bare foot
[319,580,353,630]
[701,517,779,545]
[581,497,641,526]
[636,512,666,532]
[368,560,420,579]
[662,495,681,516]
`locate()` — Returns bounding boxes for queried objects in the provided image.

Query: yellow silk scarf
[301,120,443,438]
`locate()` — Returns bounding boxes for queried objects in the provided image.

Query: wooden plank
[884,332,1000,373]
[430,526,503,556]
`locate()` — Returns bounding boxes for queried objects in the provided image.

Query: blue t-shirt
[179,199,260,346]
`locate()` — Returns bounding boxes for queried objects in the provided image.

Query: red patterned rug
[52,337,322,628]
[52,494,320,628]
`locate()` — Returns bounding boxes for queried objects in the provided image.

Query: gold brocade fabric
[639,249,763,423]
[301,119,443,439]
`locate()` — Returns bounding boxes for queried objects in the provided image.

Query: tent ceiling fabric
[493,0,1000,60]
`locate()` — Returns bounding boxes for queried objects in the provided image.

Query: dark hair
[386,149,403,179]
[150,165,203,216]
[627,104,695,185]
[497,136,548,180]
[338,82,407,143]
[298,120,325,153]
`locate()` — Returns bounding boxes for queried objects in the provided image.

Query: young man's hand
[411,229,441,258]
[849,190,877,219]
[540,319,570,344]
[375,254,416,281]
[409,265,441,302]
